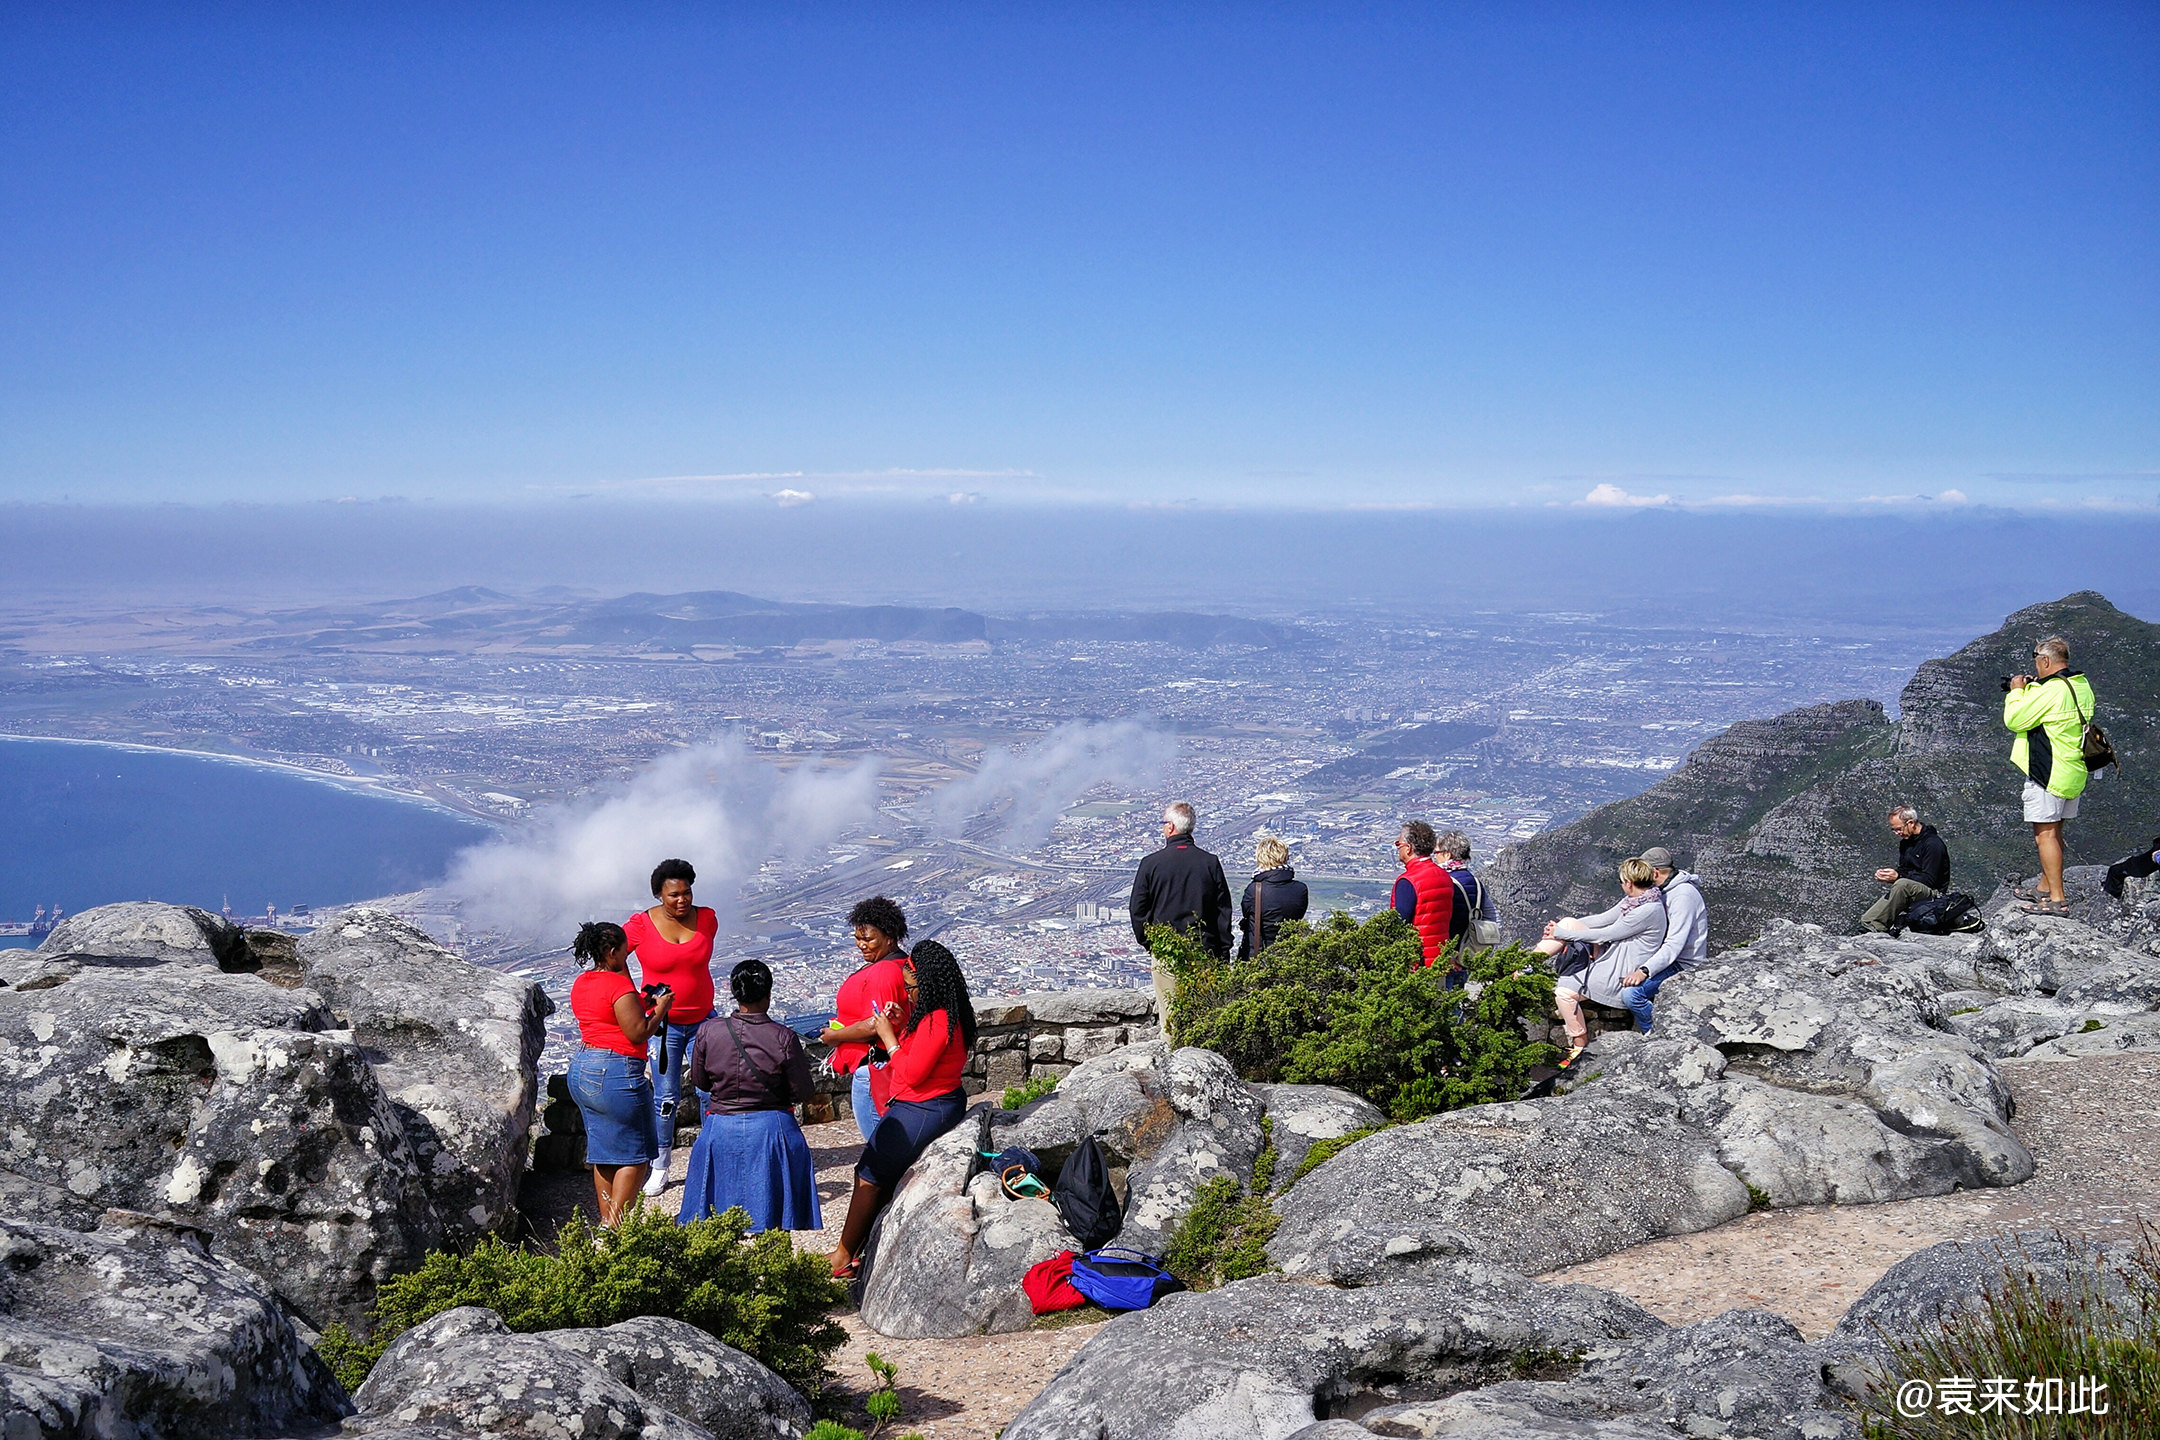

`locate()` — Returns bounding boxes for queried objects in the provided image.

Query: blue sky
[3,3,2155,511]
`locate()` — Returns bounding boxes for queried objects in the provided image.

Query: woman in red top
[566,920,673,1226]
[820,895,911,1142]
[624,857,720,1196]
[829,939,975,1278]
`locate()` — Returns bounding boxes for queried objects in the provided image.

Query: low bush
[1164,1173,1280,1290]
[314,1203,847,1396]
[1289,1123,1394,1186]
[1002,1071,1061,1110]
[1854,1224,2160,1438]
[1152,911,1561,1121]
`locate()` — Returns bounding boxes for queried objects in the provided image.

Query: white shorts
[2023,780,2080,823]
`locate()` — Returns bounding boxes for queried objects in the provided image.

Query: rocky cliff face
[1486,592,2160,945]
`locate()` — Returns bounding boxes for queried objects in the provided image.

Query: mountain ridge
[1485,591,2160,945]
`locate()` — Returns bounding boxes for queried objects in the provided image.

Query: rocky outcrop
[856,1040,1267,1339]
[1486,592,2160,947]
[0,902,550,1329]
[1254,1084,1386,1180]
[1001,1266,1667,1440]
[1268,920,2053,1284]
[299,909,551,1242]
[346,1307,810,1440]
[0,1211,351,1440]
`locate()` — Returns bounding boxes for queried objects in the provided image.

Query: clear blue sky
[3,2,2155,510]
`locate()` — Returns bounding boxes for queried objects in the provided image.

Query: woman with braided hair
[565,920,672,1225]
[827,938,976,1279]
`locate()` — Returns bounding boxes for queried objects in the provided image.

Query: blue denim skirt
[568,1046,659,1166]
[680,1108,823,1233]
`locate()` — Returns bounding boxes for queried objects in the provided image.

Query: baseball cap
[1638,847,1675,870]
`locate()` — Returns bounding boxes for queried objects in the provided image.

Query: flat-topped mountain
[1485,592,2160,945]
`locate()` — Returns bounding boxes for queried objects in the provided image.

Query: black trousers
[2104,840,2160,898]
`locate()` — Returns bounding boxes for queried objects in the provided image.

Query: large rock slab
[0,1211,351,1440]
[1001,1267,1665,1440]
[38,901,248,968]
[857,1041,1268,1338]
[349,1306,810,1440]
[300,909,553,1242]
[1268,1082,1749,1282]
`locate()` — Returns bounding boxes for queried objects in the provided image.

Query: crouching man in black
[2105,835,2160,900]
[1860,804,1951,933]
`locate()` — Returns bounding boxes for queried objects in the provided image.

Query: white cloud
[445,737,883,938]
[926,720,1177,849]
[772,489,816,507]
[1580,483,1673,507]
[1935,488,1969,504]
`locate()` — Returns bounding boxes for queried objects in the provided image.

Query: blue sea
[0,738,493,940]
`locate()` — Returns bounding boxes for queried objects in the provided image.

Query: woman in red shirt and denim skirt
[566,921,673,1226]
[828,939,975,1278]
[624,858,720,1197]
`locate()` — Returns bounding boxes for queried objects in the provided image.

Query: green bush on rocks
[1152,911,1561,1121]
[314,1202,846,1396]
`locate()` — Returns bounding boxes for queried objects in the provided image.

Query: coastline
[0,732,497,827]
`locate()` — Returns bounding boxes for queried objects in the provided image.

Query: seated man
[2104,835,2160,900]
[1860,805,1950,933]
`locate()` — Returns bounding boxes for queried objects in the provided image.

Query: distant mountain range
[1484,592,2160,945]
[222,588,1299,654]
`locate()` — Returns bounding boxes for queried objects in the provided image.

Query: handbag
[2066,683,2117,774]
[1069,1248,1186,1311]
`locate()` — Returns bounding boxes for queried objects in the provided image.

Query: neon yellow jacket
[2003,670,2096,799]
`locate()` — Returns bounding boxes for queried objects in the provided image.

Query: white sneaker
[642,1156,670,1197]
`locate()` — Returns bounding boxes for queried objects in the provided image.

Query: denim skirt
[856,1087,968,1191]
[568,1046,659,1166]
[679,1108,823,1233]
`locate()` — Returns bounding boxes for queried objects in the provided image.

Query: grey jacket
[1640,871,1709,979]
[1553,891,1668,1007]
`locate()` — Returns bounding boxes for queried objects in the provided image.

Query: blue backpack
[1068,1248,1186,1311]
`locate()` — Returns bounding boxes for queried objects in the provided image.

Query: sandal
[829,1252,860,1280]
[2019,899,2072,916]
[1557,1045,1588,1070]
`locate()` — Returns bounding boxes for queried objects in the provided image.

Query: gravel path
[1538,1054,2160,1336]
[522,1056,2158,1436]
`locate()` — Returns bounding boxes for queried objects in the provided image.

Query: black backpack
[1903,891,1983,936]
[1052,1133,1124,1252]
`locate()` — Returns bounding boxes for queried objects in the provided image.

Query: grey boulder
[37,901,248,968]
[300,910,553,1243]
[541,1315,814,1440]
[0,1211,350,1440]
[1001,1267,1665,1440]
[349,1306,809,1440]
[1255,1083,1386,1180]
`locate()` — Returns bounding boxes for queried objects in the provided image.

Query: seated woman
[566,921,673,1226]
[827,939,976,1279]
[1531,856,1667,1067]
[1239,835,1310,959]
[679,959,822,1233]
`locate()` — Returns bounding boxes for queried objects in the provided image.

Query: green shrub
[1289,1123,1393,1185]
[1152,912,1561,1121]
[1854,1225,2160,1439]
[1002,1071,1061,1110]
[1164,1173,1281,1290]
[2080,1018,2106,1034]
[314,1203,846,1396]
[1250,1116,1277,1193]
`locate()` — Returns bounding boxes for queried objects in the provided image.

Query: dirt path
[1538,1054,2160,1336]
[522,1057,2159,1436]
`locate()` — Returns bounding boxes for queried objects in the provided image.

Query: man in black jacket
[1131,803,1234,1024]
[1860,804,1952,932]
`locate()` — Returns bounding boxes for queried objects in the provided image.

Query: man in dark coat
[1860,804,1952,932]
[1131,803,1233,1026]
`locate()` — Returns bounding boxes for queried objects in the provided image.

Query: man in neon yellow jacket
[2003,634,2097,914]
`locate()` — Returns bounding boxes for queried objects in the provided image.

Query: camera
[1999,676,2014,692]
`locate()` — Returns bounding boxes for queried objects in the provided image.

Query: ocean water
[0,738,493,934]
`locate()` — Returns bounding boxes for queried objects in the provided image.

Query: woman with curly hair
[827,938,976,1279]
[820,895,911,1141]
[565,920,672,1226]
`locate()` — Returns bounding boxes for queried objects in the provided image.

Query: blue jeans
[850,1065,880,1143]
[1619,967,1676,1031]
[648,1019,705,1153]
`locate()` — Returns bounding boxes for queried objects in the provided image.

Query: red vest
[1397,857,1452,965]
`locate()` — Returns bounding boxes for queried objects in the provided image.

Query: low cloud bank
[926,719,1177,848]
